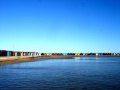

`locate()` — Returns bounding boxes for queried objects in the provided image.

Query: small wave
[74,57,118,60]
[75,59,117,60]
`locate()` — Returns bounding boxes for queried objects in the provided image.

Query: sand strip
[0,55,119,66]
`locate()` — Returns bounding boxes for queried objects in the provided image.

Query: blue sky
[0,0,120,53]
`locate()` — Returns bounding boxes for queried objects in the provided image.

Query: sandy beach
[0,55,119,66]
[0,58,39,65]
[0,56,74,65]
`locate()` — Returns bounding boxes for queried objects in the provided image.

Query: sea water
[0,57,120,90]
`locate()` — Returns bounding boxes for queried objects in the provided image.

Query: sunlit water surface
[0,57,120,90]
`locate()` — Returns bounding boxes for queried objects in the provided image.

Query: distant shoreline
[0,55,120,66]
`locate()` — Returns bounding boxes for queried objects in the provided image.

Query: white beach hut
[96,53,98,56]
[21,52,23,56]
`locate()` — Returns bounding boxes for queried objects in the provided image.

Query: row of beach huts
[0,50,120,56]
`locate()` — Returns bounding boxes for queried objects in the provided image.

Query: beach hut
[22,52,23,56]
[98,53,100,56]
[28,52,31,56]
[22,52,24,56]
[26,52,29,56]
[0,50,3,56]
[49,53,52,56]
[117,53,119,56]
[65,53,67,55]
[85,53,88,56]
[57,53,60,55]
[33,52,34,56]
[36,53,38,56]
[108,53,111,55]
[0,50,4,56]
[17,52,20,56]
[37,53,39,56]
[111,53,113,56]
[5,51,7,56]
[90,53,92,55]
[52,53,55,55]
[75,53,77,55]
[25,52,27,56]
[62,53,65,55]
[80,53,82,55]
[58,53,60,55]
[8,51,10,56]
[113,53,115,56]
[77,53,80,55]
[101,53,103,55]
[49,53,52,55]
[105,53,107,55]
[27,52,29,56]
[60,53,63,55]
[31,52,32,56]
[47,53,49,55]
[81,53,83,55]
[32,52,35,56]
[1,51,3,56]
[87,53,90,55]
[21,52,23,56]
[38,53,41,56]
[15,52,17,56]
[12,52,15,56]
[30,52,33,56]
[83,53,85,56]
[62,53,64,55]
[96,53,98,56]
[9,51,12,56]
[29,52,31,56]
[19,52,21,56]
[35,53,37,56]
[55,53,57,55]
[41,53,44,56]
[107,53,110,55]
[1,50,4,56]
[30,53,31,56]
[72,53,75,55]
[23,52,25,56]
[92,53,96,56]
[33,52,36,56]
[67,53,70,55]
[58,53,62,55]
[0,51,1,56]
[70,53,72,55]
[33,52,35,56]
[35,52,37,56]
[103,53,107,55]
[7,51,9,56]
[44,53,47,56]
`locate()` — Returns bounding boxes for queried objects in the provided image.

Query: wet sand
[0,55,119,65]
[0,58,39,65]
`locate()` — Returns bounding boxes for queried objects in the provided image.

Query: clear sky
[0,0,120,53]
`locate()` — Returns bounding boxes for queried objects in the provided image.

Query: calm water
[0,57,120,90]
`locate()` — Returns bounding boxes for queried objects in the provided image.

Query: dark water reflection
[0,57,120,90]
